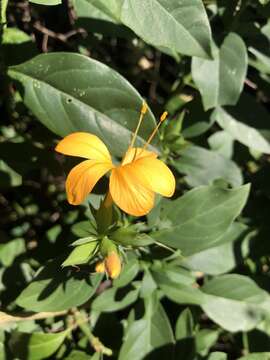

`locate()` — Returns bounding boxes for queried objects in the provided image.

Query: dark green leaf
[201,275,270,331]
[110,227,154,247]
[16,259,102,312]
[113,258,139,288]
[8,53,158,157]
[192,33,247,110]
[172,145,243,188]
[91,285,139,312]
[152,183,250,256]
[183,222,251,275]
[119,298,174,360]
[213,106,270,154]
[71,221,97,238]
[121,0,212,58]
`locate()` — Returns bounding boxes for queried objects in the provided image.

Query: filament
[142,111,168,150]
[129,101,148,149]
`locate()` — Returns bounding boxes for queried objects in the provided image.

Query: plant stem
[74,310,113,357]
[1,0,8,29]
[242,332,250,355]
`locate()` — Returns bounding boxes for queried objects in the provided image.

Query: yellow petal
[66,160,113,205]
[121,147,157,166]
[55,132,112,162]
[109,165,154,216]
[130,157,175,197]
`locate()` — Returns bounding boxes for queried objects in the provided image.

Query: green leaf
[71,221,97,238]
[175,308,194,340]
[1,0,8,26]
[172,145,243,188]
[249,47,270,75]
[9,329,69,360]
[16,259,102,312]
[113,258,139,288]
[157,272,270,332]
[119,298,174,360]
[202,275,270,332]
[192,33,247,110]
[208,130,234,159]
[239,354,270,360]
[208,352,228,360]
[71,236,98,246]
[64,350,94,359]
[73,0,122,23]
[0,238,25,267]
[91,285,139,312]
[152,183,250,256]
[154,274,205,306]
[0,331,6,360]
[62,241,99,267]
[110,227,154,247]
[152,264,204,305]
[121,0,212,58]
[8,53,158,157]
[72,0,133,38]
[195,329,219,356]
[213,106,270,154]
[140,269,157,298]
[0,160,22,188]
[29,0,62,5]
[183,222,251,275]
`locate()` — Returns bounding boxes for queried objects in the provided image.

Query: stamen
[129,101,148,149]
[142,111,169,150]
[160,111,168,122]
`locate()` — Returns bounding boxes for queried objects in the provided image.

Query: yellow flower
[55,102,175,216]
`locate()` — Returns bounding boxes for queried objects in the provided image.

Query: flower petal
[121,147,157,165]
[66,160,113,205]
[109,166,154,216]
[130,157,175,197]
[55,132,112,162]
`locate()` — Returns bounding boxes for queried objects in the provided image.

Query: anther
[160,111,168,122]
[141,101,148,115]
[142,111,170,150]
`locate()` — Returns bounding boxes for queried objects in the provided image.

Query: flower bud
[95,260,106,274]
[105,251,121,279]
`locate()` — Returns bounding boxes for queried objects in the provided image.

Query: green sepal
[100,236,118,257]
[71,236,98,247]
[110,226,154,247]
[62,241,99,267]
[95,195,118,234]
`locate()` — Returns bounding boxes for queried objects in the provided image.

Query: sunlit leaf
[10,329,69,360]
[152,183,250,256]
[8,53,158,157]
[16,259,102,312]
